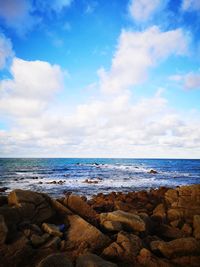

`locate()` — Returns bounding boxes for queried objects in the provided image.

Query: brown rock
[0,235,34,267]
[36,253,73,267]
[64,194,98,223]
[156,224,187,240]
[181,223,192,236]
[42,236,61,249]
[153,203,166,221]
[193,215,200,239]
[0,215,8,244]
[100,210,145,232]
[76,253,117,267]
[63,215,110,254]
[8,189,55,224]
[101,220,122,232]
[137,248,174,267]
[150,237,200,259]
[172,256,200,267]
[148,170,158,174]
[102,231,142,263]
[30,233,50,247]
[42,223,63,237]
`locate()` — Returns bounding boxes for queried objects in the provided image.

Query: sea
[0,158,200,197]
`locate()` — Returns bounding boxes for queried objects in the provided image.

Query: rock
[0,215,8,244]
[0,195,8,206]
[64,194,98,224]
[165,185,200,223]
[0,235,34,267]
[30,233,50,247]
[172,256,200,267]
[83,179,99,184]
[137,248,174,267]
[0,187,9,192]
[36,253,73,267]
[101,220,122,232]
[42,223,63,237]
[76,253,117,267]
[102,231,142,263]
[153,203,166,221]
[8,189,55,224]
[148,169,158,174]
[150,237,200,259]
[181,223,192,236]
[155,224,187,240]
[193,215,200,239]
[42,236,61,249]
[51,199,72,216]
[100,210,145,232]
[63,215,110,254]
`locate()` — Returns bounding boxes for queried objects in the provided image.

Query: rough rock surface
[193,215,200,240]
[0,215,8,244]
[36,253,73,267]
[100,210,145,232]
[76,253,117,267]
[8,189,55,224]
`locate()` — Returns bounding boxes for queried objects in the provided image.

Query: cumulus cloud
[0,0,73,35]
[182,0,200,11]
[129,0,162,22]
[0,33,14,69]
[0,57,64,116]
[99,26,188,94]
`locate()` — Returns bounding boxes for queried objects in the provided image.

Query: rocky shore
[0,184,200,267]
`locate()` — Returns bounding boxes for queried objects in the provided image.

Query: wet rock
[100,210,145,232]
[101,220,122,232]
[8,189,55,224]
[42,223,63,237]
[148,170,158,174]
[36,253,73,267]
[64,194,98,224]
[102,231,142,264]
[0,215,8,244]
[76,253,117,267]
[193,215,200,239]
[0,187,9,192]
[63,215,110,254]
[83,179,99,184]
[150,237,200,259]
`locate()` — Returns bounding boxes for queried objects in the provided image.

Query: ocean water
[0,158,200,197]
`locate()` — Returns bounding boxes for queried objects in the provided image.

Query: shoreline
[0,184,200,266]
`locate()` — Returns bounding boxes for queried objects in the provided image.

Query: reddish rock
[193,215,200,239]
[172,256,200,267]
[76,253,117,267]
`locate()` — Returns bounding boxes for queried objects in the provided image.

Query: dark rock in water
[36,253,73,267]
[148,169,158,174]
[76,253,117,267]
[0,187,9,193]
[83,179,99,184]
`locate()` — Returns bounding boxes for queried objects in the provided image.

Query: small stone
[42,223,63,237]
[43,236,61,249]
[30,233,49,247]
[182,223,192,236]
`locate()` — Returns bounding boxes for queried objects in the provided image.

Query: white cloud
[184,72,200,90]
[169,72,200,90]
[99,26,188,94]
[129,0,161,22]
[182,0,200,11]
[0,0,73,35]
[0,57,64,116]
[0,33,14,69]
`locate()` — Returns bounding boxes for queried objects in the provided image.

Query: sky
[0,0,200,158]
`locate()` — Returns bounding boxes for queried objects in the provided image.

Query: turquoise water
[0,158,200,197]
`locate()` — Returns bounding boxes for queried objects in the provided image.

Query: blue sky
[0,0,200,158]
